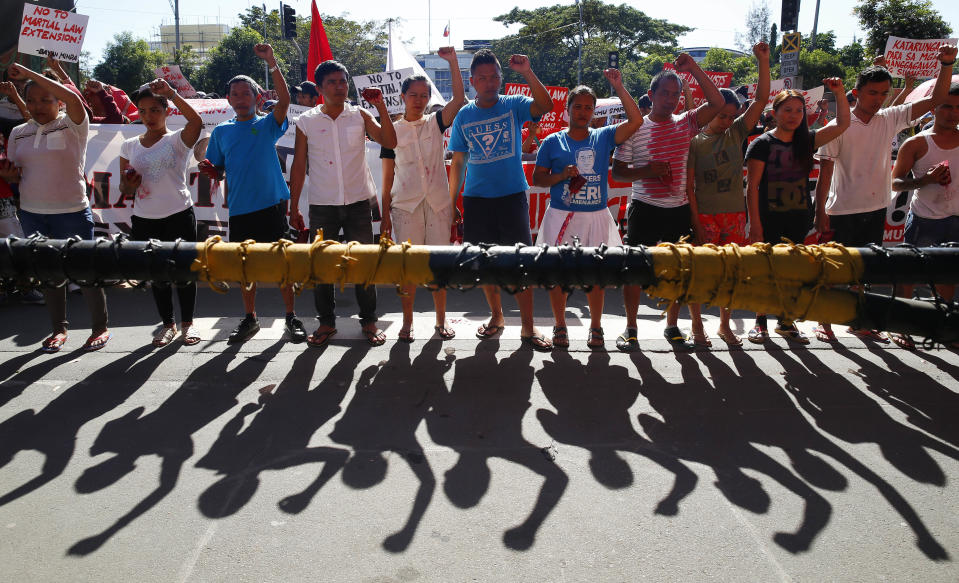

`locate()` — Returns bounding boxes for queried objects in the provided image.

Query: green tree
[196,27,269,95]
[736,2,771,51]
[92,32,166,94]
[854,0,952,58]
[769,23,779,64]
[490,0,690,96]
[802,31,838,54]
[798,48,846,88]
[839,41,868,68]
[171,45,202,84]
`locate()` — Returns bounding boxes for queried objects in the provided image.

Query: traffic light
[781,0,800,32]
[282,4,297,39]
[608,52,619,69]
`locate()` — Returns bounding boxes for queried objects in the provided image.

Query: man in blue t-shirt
[448,49,555,351]
[199,43,306,345]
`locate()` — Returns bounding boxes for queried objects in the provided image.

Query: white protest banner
[353,68,413,115]
[741,79,824,113]
[19,2,88,63]
[594,97,624,119]
[883,36,957,79]
[662,62,732,88]
[154,65,198,98]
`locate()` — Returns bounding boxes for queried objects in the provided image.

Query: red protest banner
[504,83,569,134]
[661,62,732,88]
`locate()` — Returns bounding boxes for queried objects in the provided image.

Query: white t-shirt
[296,103,376,206]
[120,129,194,219]
[815,103,914,216]
[7,112,89,214]
[388,112,451,214]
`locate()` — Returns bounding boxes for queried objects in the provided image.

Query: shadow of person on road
[535,350,697,516]
[193,345,364,522]
[426,340,568,551]
[66,341,285,556]
[328,339,453,553]
[0,350,78,409]
[861,347,959,448]
[765,346,951,560]
[0,346,161,509]
[630,349,833,554]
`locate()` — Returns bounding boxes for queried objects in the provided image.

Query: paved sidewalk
[0,286,957,581]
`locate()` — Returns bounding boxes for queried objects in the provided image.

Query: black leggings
[131,207,198,325]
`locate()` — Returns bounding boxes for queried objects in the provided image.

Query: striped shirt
[613,110,699,208]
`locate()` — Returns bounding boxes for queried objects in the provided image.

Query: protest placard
[19,2,88,63]
[883,36,957,79]
[504,83,569,134]
[353,68,413,115]
[740,79,823,113]
[662,62,733,88]
[154,65,198,98]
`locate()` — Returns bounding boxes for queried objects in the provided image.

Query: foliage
[489,0,690,96]
[854,0,952,58]
[172,45,202,83]
[91,32,166,94]
[195,27,269,95]
[736,2,771,52]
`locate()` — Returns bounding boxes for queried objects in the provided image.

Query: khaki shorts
[391,200,453,245]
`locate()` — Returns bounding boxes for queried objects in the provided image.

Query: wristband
[269,64,279,73]
[942,59,956,67]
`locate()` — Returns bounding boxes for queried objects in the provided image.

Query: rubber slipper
[587,327,605,349]
[363,327,387,347]
[747,325,769,344]
[775,325,810,344]
[717,330,742,347]
[307,327,337,347]
[433,325,456,340]
[153,326,177,347]
[520,334,553,352]
[552,325,569,348]
[813,325,837,342]
[615,328,639,352]
[398,328,414,343]
[848,328,890,343]
[41,332,68,353]
[691,332,712,349]
[664,326,694,350]
[476,323,505,339]
[181,325,201,346]
[84,331,111,352]
[886,332,916,350]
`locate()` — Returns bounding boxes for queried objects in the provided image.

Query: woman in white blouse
[379,47,466,341]
[119,79,203,347]
[0,63,108,353]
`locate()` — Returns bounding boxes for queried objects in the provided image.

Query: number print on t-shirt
[463,111,515,165]
[765,141,808,211]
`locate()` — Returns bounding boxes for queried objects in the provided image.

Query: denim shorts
[18,207,95,240]
[904,213,959,246]
[462,192,532,245]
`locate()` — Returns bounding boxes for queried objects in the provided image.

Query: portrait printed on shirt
[463,110,516,165]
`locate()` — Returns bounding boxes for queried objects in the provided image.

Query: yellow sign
[782,32,801,53]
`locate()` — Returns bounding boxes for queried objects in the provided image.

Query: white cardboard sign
[883,36,957,79]
[154,65,198,98]
[352,68,414,115]
[18,2,89,63]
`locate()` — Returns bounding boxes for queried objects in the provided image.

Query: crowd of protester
[0,40,957,354]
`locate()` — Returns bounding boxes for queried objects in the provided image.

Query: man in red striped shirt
[612,53,724,352]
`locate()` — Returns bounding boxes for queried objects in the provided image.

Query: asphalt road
[1,285,957,582]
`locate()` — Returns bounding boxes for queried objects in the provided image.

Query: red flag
[307,0,333,84]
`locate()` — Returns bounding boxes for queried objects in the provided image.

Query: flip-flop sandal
[181,325,201,346]
[775,325,810,344]
[886,332,916,350]
[398,328,414,343]
[615,328,639,352]
[520,334,553,352]
[552,325,569,348]
[691,332,712,349]
[813,325,837,342]
[848,328,890,343]
[307,328,337,347]
[664,326,694,350]
[84,331,111,352]
[153,326,177,347]
[41,332,68,353]
[476,323,505,339]
[433,325,456,340]
[747,325,769,344]
[363,327,387,346]
[587,327,605,349]
[717,330,743,347]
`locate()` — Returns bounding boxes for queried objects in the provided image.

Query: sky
[74,0,959,67]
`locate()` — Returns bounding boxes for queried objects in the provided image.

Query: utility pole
[576,0,583,85]
[263,3,269,90]
[810,0,821,49]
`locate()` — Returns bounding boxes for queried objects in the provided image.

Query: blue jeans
[17,207,107,333]
[308,201,377,327]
